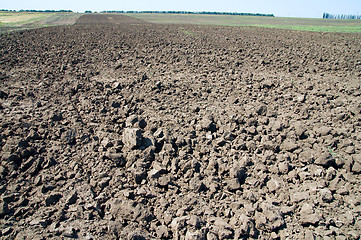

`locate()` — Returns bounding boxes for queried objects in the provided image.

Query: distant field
[1,11,361,33]
[127,13,361,33]
[0,11,82,32]
[0,12,51,25]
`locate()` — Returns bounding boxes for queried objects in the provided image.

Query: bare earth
[0,14,361,239]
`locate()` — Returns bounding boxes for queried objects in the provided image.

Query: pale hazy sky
[2,0,361,18]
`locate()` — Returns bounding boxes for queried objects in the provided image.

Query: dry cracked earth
[0,14,361,239]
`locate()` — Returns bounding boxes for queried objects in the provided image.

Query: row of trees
[323,13,361,19]
[1,9,275,17]
[100,10,275,17]
[0,9,73,12]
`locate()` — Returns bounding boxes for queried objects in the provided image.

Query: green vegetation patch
[181,29,195,37]
[0,11,83,32]
[128,13,361,33]
[254,24,361,33]
[0,11,54,27]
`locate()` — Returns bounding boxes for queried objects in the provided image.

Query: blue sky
[2,0,361,18]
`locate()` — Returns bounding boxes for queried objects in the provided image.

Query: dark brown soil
[0,14,361,239]
[76,14,148,24]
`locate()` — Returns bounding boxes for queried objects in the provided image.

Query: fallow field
[0,11,82,32]
[126,13,361,33]
[0,13,361,239]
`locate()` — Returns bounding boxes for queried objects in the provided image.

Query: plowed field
[1,14,361,239]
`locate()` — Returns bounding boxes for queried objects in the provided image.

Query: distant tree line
[0,9,73,13]
[323,12,361,19]
[100,10,275,17]
[0,9,275,17]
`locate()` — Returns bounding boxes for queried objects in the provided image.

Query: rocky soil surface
[0,14,361,239]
